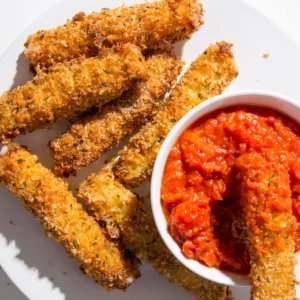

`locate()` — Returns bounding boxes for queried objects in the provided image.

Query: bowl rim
[150,90,300,286]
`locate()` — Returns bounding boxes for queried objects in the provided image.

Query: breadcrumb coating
[0,44,146,142]
[49,47,183,177]
[0,144,141,290]
[78,167,233,300]
[236,150,297,300]
[24,0,204,69]
[113,41,238,186]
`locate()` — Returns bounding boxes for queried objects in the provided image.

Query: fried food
[24,0,204,69]
[78,167,233,300]
[236,150,297,300]
[49,47,183,177]
[113,41,238,186]
[0,44,146,142]
[0,144,141,290]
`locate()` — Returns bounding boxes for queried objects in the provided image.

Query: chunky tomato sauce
[161,106,300,274]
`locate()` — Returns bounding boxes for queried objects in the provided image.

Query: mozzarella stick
[236,150,297,300]
[78,167,233,300]
[0,144,140,290]
[25,0,204,69]
[113,41,238,186]
[0,44,146,142]
[49,47,183,177]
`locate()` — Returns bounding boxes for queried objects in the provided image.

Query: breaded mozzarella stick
[78,167,233,300]
[236,150,297,300]
[0,44,145,142]
[113,41,238,186]
[0,144,140,290]
[25,0,204,68]
[49,47,183,177]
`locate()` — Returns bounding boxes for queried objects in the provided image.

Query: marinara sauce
[161,106,300,274]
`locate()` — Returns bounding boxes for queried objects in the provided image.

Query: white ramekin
[151,90,300,286]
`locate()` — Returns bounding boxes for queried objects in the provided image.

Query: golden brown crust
[113,41,239,186]
[0,144,141,290]
[24,0,204,69]
[78,167,232,300]
[0,44,146,142]
[236,151,297,300]
[49,47,183,177]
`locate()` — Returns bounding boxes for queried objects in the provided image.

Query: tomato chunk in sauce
[161,106,300,274]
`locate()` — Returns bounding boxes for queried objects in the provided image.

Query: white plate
[1,0,300,299]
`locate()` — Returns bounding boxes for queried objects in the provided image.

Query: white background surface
[0,0,299,299]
